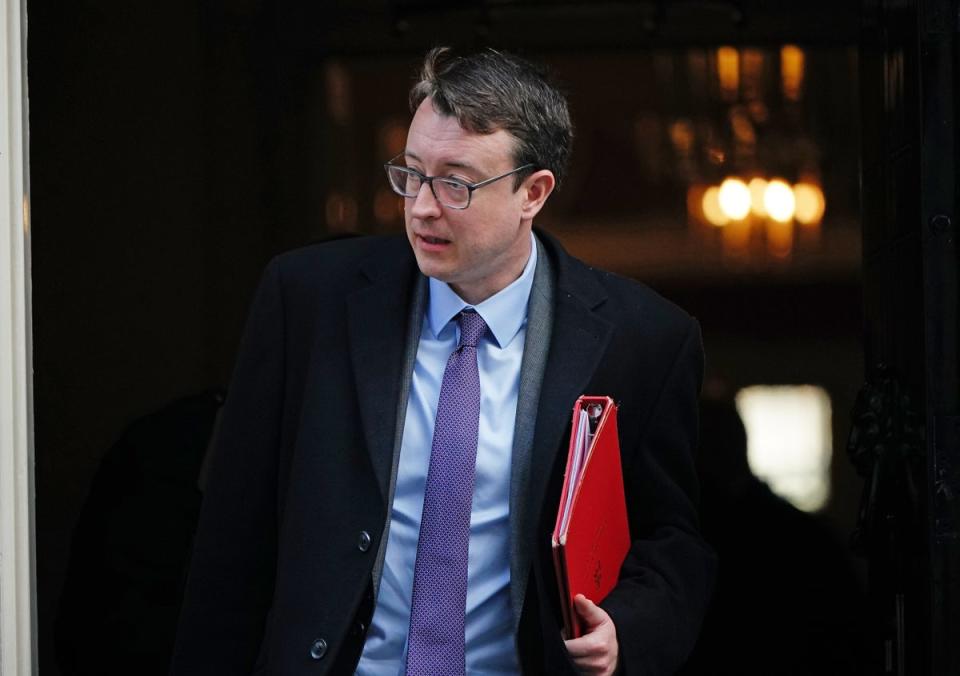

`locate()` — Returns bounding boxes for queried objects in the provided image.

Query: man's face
[403,98,538,304]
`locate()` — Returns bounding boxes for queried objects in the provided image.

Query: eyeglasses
[383,154,535,210]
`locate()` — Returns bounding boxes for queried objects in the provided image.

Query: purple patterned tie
[405,311,487,676]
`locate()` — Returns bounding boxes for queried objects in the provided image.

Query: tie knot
[458,311,487,348]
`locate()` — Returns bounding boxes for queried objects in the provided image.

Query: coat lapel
[509,236,554,627]
[523,233,614,581]
[346,239,420,500]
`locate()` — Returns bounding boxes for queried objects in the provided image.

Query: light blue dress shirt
[356,235,537,676]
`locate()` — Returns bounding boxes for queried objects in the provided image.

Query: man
[172,47,714,675]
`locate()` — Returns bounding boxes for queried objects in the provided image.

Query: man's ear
[520,169,556,221]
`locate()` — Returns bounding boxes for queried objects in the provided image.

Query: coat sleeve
[600,318,716,675]
[170,258,286,675]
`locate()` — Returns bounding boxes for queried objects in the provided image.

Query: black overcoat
[171,230,715,675]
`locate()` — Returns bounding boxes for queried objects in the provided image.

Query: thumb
[573,594,607,631]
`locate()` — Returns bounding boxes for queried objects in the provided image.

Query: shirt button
[358,530,372,552]
[309,638,328,660]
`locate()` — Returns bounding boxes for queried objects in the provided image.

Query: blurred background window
[735,385,833,512]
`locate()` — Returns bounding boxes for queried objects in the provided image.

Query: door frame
[0,0,36,673]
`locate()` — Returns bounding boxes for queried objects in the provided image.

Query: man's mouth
[420,235,450,245]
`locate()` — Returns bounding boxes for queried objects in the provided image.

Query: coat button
[358,530,372,552]
[309,638,328,660]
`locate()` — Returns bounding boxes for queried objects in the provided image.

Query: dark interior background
[28,1,877,673]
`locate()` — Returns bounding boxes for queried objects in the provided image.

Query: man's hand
[563,594,620,675]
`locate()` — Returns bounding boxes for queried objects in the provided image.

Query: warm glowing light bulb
[781,45,805,101]
[702,186,729,226]
[764,179,795,222]
[793,182,826,225]
[717,46,740,100]
[748,177,768,216]
[718,178,751,221]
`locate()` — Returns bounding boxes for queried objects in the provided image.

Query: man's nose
[410,181,442,219]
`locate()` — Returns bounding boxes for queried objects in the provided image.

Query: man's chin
[419,269,455,284]
[413,253,454,282]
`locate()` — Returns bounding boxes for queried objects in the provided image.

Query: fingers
[566,649,612,674]
[564,632,609,658]
[564,633,618,675]
[573,593,606,631]
[563,595,619,675]
[564,627,616,659]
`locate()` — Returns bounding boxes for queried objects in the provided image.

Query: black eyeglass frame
[383,154,536,210]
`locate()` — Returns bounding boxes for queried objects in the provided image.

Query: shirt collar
[427,232,538,349]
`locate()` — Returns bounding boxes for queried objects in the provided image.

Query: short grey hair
[409,47,574,189]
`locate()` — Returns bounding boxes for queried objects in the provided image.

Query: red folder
[551,396,630,639]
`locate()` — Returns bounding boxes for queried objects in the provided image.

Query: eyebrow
[403,151,478,173]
